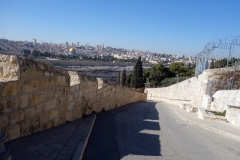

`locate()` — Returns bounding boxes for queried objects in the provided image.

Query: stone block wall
[146,67,240,108]
[0,55,146,141]
[0,54,20,81]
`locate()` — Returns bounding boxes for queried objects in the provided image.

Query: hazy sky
[0,0,240,56]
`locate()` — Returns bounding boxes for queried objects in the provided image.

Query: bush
[161,77,189,87]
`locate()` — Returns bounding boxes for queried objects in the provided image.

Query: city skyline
[1,0,240,56]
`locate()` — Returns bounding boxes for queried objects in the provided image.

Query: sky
[0,0,240,56]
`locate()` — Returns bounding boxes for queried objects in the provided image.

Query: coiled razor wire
[195,36,240,75]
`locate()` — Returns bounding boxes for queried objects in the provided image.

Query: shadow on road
[83,101,161,160]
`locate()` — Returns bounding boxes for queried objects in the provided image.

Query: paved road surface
[83,101,240,160]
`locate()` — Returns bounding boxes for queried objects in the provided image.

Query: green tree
[188,63,191,69]
[126,74,133,87]
[210,59,214,69]
[117,71,121,84]
[121,69,126,86]
[22,49,31,57]
[213,58,228,68]
[169,62,193,76]
[161,77,189,87]
[144,63,166,87]
[132,56,144,88]
[228,57,237,67]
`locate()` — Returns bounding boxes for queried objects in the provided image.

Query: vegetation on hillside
[144,62,194,87]
[210,57,239,68]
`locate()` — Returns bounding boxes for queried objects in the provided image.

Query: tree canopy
[144,63,172,87]
[169,62,194,76]
[144,62,194,87]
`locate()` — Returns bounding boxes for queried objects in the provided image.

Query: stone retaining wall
[211,90,240,111]
[146,76,206,107]
[211,90,240,126]
[0,55,146,141]
[146,67,240,108]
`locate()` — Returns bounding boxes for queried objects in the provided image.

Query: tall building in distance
[32,38,36,45]
[102,43,105,49]
[77,42,79,47]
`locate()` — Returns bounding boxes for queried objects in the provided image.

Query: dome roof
[69,48,76,53]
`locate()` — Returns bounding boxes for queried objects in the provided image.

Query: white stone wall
[211,90,240,126]
[146,67,240,110]
[211,90,240,111]
[146,73,208,107]
[226,108,240,126]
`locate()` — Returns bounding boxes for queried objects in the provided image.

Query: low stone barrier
[0,55,147,141]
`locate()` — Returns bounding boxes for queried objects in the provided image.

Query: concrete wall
[0,55,146,141]
[146,67,240,108]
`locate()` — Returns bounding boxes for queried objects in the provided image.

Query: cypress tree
[126,74,132,87]
[210,59,214,69]
[117,71,121,84]
[121,69,126,86]
[132,56,144,88]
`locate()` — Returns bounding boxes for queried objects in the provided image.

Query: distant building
[149,60,158,64]
[113,53,122,59]
[77,42,79,46]
[65,47,77,56]
[32,38,36,45]
[96,45,102,50]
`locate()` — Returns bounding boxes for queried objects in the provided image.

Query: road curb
[72,114,96,160]
[168,106,240,142]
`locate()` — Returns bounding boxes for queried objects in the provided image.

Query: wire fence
[195,36,240,75]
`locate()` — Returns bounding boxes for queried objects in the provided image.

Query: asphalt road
[83,101,240,160]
